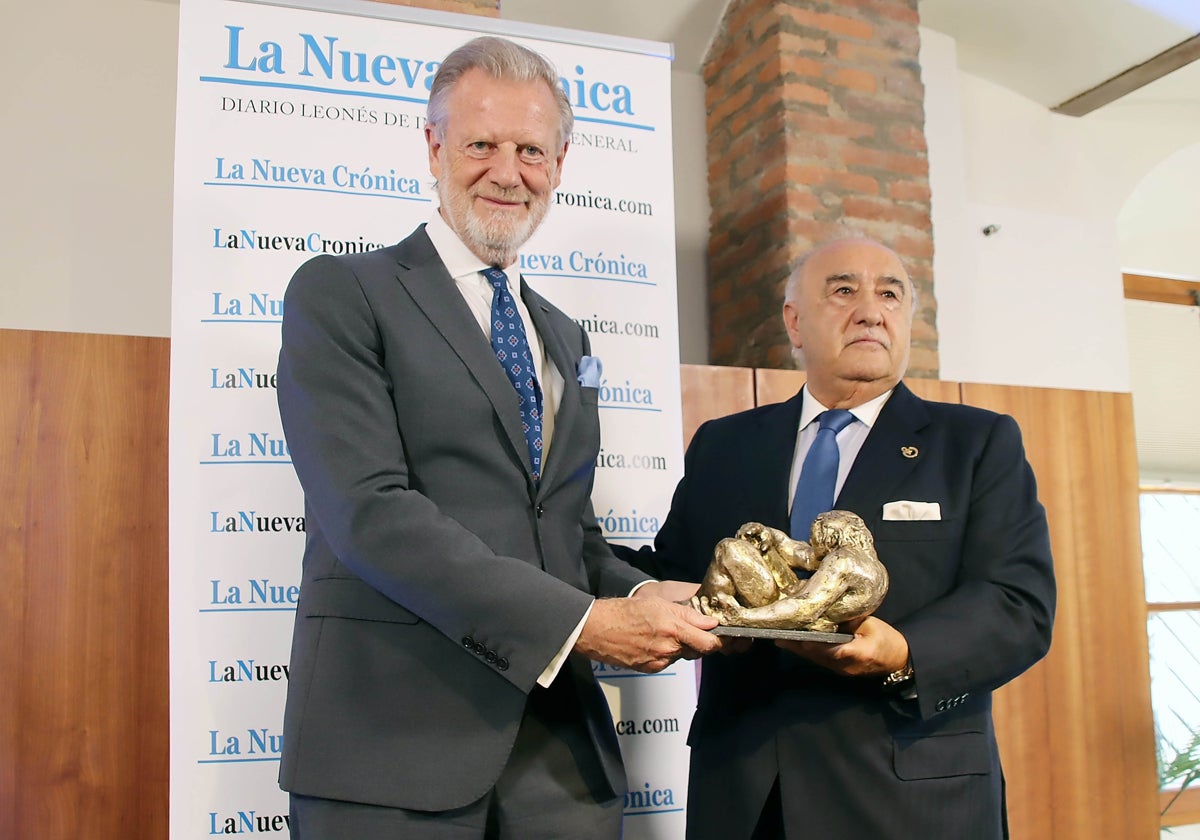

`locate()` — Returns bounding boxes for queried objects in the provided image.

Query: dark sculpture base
[712,626,853,644]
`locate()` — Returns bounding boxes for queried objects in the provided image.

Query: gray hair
[427,36,574,149]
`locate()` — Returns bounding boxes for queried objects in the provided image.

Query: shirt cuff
[537,600,594,688]
[628,579,654,597]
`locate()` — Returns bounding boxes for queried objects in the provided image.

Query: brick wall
[705,0,937,375]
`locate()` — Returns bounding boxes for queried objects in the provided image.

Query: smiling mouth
[478,194,526,209]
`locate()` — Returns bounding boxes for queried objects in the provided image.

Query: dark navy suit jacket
[623,382,1055,839]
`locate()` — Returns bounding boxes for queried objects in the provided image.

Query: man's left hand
[775,616,909,678]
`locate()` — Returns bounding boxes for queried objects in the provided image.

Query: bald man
[619,236,1056,839]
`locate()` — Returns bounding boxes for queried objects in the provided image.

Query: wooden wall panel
[755,368,806,406]
[1123,271,1200,306]
[1,345,1160,840]
[963,383,1158,840]
[0,329,170,840]
[901,377,961,404]
[754,369,963,407]
[680,363,754,448]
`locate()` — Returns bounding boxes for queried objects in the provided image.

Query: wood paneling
[681,363,754,448]
[0,329,170,840]
[754,368,806,407]
[1162,787,1200,828]
[754,369,962,408]
[1123,272,1200,306]
[1,344,1162,839]
[901,377,961,403]
[962,383,1159,840]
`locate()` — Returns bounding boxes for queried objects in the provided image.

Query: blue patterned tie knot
[790,409,855,540]
[482,267,544,480]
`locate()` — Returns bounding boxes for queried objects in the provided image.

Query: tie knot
[482,266,509,291]
[818,409,854,435]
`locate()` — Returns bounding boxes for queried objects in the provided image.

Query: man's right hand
[574,596,721,673]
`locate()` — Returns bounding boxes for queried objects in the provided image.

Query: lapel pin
[901,446,919,459]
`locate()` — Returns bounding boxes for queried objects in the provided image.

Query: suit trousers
[289,675,623,840]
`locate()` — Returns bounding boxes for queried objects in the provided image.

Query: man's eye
[520,146,544,159]
[467,142,491,153]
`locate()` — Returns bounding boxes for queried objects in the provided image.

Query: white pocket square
[882,501,942,521]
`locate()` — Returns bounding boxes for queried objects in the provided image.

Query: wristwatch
[882,659,915,692]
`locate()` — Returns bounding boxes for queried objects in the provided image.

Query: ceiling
[500,0,1200,116]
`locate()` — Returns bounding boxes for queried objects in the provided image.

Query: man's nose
[487,146,522,188]
[855,295,884,325]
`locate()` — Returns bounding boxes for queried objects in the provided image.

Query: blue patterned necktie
[790,409,855,540]
[482,267,544,480]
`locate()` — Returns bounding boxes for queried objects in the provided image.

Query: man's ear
[782,301,803,350]
[551,141,569,190]
[426,125,443,180]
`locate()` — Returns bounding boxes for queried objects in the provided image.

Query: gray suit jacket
[275,225,649,811]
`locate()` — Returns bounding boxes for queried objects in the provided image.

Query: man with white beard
[274,36,719,840]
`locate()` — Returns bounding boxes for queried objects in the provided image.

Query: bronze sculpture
[692,511,888,633]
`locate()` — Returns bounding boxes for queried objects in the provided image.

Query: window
[1141,490,1200,827]
[1126,276,1200,830]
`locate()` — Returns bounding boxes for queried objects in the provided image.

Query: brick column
[705,0,937,376]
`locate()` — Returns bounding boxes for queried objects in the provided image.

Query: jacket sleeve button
[496,657,510,671]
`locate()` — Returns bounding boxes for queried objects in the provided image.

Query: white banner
[169,0,690,837]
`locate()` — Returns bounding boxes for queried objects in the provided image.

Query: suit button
[936,699,947,712]
[496,657,510,671]
[462,636,474,650]
[485,650,498,663]
[536,504,544,518]
[473,642,486,656]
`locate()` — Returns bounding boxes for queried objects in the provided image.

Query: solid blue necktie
[790,409,855,540]
[483,267,544,480]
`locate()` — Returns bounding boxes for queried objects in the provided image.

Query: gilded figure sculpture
[692,511,888,632]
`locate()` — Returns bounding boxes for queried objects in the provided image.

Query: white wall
[5,1,1197,380]
[1,0,178,337]
[1119,141,1200,279]
[922,33,1129,392]
[0,0,714,362]
[668,69,711,365]
[919,26,1200,394]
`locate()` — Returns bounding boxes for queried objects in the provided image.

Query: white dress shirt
[787,385,895,512]
[424,209,586,687]
[424,210,563,457]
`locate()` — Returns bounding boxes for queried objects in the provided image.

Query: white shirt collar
[799,385,894,430]
[425,208,521,279]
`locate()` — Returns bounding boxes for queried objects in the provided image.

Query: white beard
[440,182,549,267]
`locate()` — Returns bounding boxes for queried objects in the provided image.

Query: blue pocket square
[577,355,602,388]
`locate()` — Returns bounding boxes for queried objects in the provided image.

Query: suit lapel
[753,391,806,531]
[521,278,576,492]
[837,382,931,522]
[391,228,532,478]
